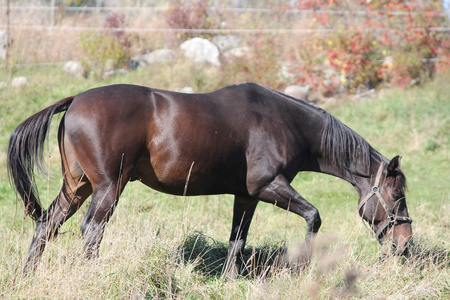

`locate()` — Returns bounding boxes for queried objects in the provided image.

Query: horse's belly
[132,154,246,196]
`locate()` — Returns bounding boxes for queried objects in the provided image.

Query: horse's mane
[320,113,372,177]
[268,86,373,178]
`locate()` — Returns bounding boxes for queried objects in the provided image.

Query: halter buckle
[387,215,395,224]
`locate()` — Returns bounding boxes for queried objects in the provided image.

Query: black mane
[320,113,372,177]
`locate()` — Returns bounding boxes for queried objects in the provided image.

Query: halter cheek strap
[358,162,413,240]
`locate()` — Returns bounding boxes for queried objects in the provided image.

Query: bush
[288,0,450,95]
[80,13,131,80]
[165,0,222,42]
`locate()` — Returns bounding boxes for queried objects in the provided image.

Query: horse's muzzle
[390,222,413,256]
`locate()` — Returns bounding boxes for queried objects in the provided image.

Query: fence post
[4,0,9,71]
[51,0,55,26]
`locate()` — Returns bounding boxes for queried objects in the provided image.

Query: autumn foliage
[288,0,449,94]
[163,0,448,95]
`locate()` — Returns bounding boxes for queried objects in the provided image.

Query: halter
[358,162,413,240]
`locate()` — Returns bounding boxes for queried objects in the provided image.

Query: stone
[175,86,194,93]
[129,48,176,70]
[180,37,221,67]
[0,30,7,60]
[224,47,251,60]
[11,77,28,87]
[212,35,241,52]
[284,85,311,101]
[63,61,84,78]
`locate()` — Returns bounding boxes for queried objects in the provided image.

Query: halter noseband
[358,162,413,240]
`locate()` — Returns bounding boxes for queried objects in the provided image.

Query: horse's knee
[306,208,321,233]
[37,210,61,238]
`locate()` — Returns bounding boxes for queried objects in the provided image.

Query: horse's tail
[7,96,74,221]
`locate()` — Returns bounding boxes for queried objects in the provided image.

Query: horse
[7,82,413,277]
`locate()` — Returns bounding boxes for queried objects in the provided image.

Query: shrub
[221,33,282,89]
[288,0,450,95]
[165,0,222,41]
[80,13,131,80]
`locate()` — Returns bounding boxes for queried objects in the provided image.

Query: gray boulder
[284,85,311,101]
[0,30,7,60]
[180,38,220,67]
[63,61,84,78]
[11,77,28,87]
[212,35,242,52]
[224,47,251,61]
[129,48,176,70]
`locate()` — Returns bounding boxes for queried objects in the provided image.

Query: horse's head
[358,156,413,255]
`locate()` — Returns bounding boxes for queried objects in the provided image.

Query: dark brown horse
[7,83,412,276]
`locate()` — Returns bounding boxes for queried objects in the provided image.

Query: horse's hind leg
[24,172,92,274]
[79,183,122,259]
[24,131,92,274]
[80,168,131,260]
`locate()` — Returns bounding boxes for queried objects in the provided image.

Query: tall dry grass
[0,68,448,299]
[0,2,448,298]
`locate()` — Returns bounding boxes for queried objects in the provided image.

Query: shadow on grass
[177,232,288,279]
[406,236,449,269]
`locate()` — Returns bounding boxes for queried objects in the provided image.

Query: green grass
[0,67,448,299]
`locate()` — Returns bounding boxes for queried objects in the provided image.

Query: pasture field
[0,68,448,299]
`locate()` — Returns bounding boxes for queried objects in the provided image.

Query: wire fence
[1,3,449,69]
[2,5,449,16]
[2,24,450,33]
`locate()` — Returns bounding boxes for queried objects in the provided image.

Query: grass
[0,67,449,299]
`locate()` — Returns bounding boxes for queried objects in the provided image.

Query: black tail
[7,96,74,221]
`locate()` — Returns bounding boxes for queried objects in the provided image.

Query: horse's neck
[317,151,387,198]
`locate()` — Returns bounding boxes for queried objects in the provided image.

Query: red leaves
[381,31,393,46]
[296,0,448,93]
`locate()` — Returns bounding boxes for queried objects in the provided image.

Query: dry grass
[0,65,448,299]
[0,3,449,298]
[1,194,447,299]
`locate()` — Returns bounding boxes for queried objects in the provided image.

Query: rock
[102,68,128,79]
[129,48,176,70]
[102,69,116,79]
[175,86,194,93]
[11,77,28,87]
[0,30,7,60]
[278,63,297,81]
[212,35,241,52]
[180,37,221,67]
[224,47,251,60]
[284,85,311,101]
[63,61,84,77]
[117,68,129,76]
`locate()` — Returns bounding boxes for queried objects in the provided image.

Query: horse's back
[61,83,314,196]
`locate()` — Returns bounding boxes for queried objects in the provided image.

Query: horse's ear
[387,155,402,174]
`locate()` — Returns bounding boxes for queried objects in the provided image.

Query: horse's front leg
[251,174,322,269]
[222,195,258,279]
